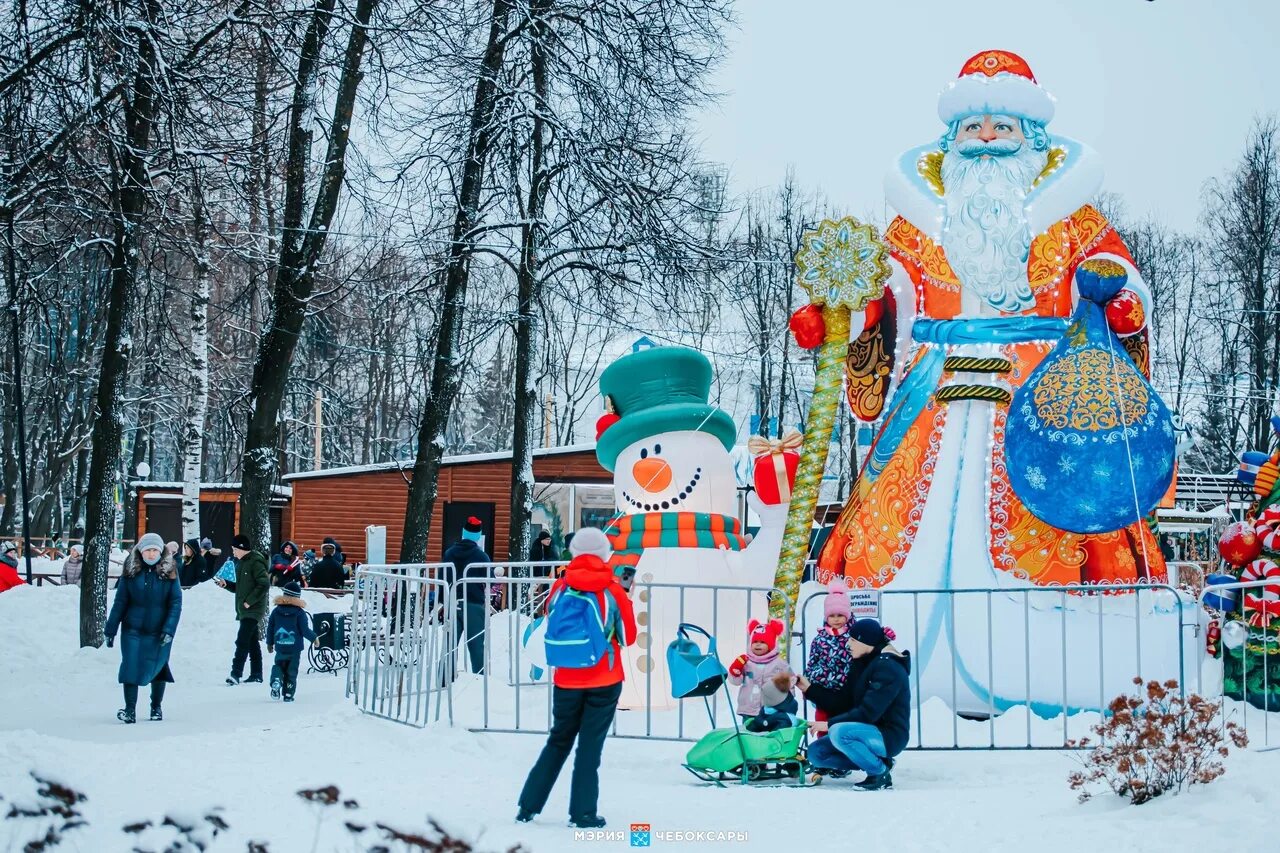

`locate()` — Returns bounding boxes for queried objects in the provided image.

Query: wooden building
[283,445,614,564]
[134,482,293,548]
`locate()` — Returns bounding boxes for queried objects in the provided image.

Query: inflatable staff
[790,50,1187,715]
[1210,416,1280,711]
[770,217,891,624]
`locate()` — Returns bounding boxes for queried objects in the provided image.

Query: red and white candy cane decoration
[1240,558,1280,600]
[1253,505,1280,552]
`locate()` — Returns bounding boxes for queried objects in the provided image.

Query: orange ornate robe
[820,147,1165,591]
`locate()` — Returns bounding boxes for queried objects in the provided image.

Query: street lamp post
[8,302,33,583]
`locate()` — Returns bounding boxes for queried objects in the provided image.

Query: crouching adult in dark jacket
[104,532,182,723]
[798,618,911,790]
[517,527,637,829]
[443,516,492,676]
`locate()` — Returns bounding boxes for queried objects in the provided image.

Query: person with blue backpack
[516,527,636,829]
[266,580,316,701]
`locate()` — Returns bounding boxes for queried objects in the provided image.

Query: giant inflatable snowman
[594,347,788,710]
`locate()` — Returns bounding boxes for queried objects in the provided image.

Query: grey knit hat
[568,527,612,561]
[136,532,165,552]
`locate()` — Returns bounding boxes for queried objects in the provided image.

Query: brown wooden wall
[136,488,292,547]
[288,449,611,564]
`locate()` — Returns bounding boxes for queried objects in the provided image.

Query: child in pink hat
[803,579,854,722]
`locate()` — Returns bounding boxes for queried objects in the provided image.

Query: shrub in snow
[5,774,521,852]
[1067,677,1249,805]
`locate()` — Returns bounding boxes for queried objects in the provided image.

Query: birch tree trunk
[181,170,211,544]
[400,0,514,562]
[508,0,551,566]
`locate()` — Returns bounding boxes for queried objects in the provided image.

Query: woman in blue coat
[105,532,182,723]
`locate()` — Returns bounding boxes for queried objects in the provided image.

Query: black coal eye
[655,443,662,454]
[640,448,648,459]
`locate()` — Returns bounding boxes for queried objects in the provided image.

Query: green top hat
[596,347,737,472]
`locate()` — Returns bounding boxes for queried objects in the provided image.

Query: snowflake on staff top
[794,216,891,311]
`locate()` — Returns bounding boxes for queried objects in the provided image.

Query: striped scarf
[603,511,747,574]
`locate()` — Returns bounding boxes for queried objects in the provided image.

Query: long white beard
[940,145,1050,313]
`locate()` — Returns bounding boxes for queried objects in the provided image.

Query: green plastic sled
[683,722,809,786]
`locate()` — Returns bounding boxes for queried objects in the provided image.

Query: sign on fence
[850,589,880,620]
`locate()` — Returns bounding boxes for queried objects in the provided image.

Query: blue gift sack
[215,561,237,583]
[666,623,727,699]
[1006,261,1175,534]
[1203,574,1240,613]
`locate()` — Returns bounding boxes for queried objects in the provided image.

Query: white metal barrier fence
[799,583,1200,749]
[351,563,1279,750]
[348,565,452,727]
[450,572,791,742]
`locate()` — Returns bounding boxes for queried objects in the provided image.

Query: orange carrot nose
[632,457,673,493]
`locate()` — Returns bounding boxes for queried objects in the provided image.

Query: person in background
[0,543,25,592]
[104,532,182,723]
[444,516,492,676]
[216,534,269,685]
[529,530,557,563]
[322,536,344,566]
[179,538,206,588]
[269,540,306,588]
[308,542,346,590]
[61,543,85,586]
[199,537,223,581]
[302,547,318,580]
[266,580,316,702]
[516,527,637,829]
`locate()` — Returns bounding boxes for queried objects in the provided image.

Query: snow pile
[1,582,1277,851]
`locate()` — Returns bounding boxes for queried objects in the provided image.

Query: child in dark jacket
[266,581,316,701]
[804,580,854,722]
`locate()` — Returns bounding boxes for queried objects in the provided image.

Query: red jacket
[546,554,637,689]
[0,561,26,593]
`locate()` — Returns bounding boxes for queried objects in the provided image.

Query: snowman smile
[622,467,702,512]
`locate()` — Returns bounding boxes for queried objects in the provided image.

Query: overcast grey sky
[693,0,1280,231]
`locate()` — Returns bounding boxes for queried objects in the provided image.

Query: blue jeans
[807,722,888,774]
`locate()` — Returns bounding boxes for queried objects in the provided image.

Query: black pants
[123,680,166,713]
[454,601,486,675]
[271,653,300,698]
[232,617,263,679]
[518,682,622,818]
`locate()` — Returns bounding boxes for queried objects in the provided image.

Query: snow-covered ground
[2,582,1276,852]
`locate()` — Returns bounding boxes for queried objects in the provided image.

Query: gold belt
[935,384,1012,404]
[942,356,1012,374]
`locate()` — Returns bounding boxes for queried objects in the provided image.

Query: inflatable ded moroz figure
[807,51,1184,715]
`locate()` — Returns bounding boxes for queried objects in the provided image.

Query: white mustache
[955,137,1022,157]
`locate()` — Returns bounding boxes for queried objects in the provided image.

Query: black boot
[149,706,163,721]
[854,769,893,791]
[569,815,606,829]
[515,809,535,824]
[226,674,240,686]
[244,674,263,683]
[117,708,136,724]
